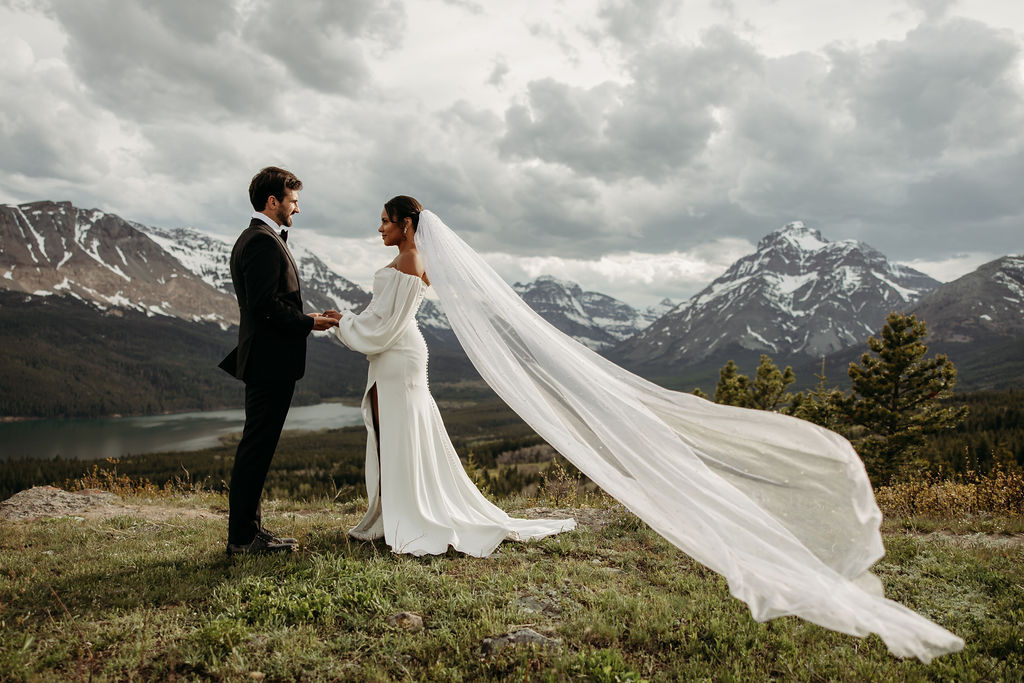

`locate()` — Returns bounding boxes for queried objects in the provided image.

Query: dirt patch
[512,506,622,530]
[0,486,222,523]
[0,486,121,521]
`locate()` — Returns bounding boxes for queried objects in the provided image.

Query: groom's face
[270,189,300,227]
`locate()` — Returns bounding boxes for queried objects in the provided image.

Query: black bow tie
[279,229,288,243]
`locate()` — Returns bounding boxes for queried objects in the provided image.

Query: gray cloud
[0,38,112,182]
[441,0,484,14]
[908,0,957,21]
[47,0,398,130]
[828,19,1023,160]
[710,0,737,21]
[526,21,581,65]
[593,0,681,47]
[503,166,603,250]
[799,18,1024,256]
[142,0,239,45]
[486,13,1024,264]
[136,122,248,183]
[3,0,1023,295]
[242,0,404,96]
[499,28,761,182]
[49,0,279,124]
[487,56,509,87]
[904,148,1024,236]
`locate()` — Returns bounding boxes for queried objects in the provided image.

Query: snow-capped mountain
[912,255,1024,342]
[137,222,234,293]
[640,298,677,327]
[0,200,237,325]
[0,201,658,351]
[414,298,456,346]
[0,201,373,328]
[141,223,371,316]
[405,275,660,352]
[615,221,940,368]
[511,275,661,350]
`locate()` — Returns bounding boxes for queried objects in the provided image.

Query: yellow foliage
[875,467,1024,517]
[63,458,201,498]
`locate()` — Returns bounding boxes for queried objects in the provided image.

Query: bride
[329,197,964,663]
[326,195,575,557]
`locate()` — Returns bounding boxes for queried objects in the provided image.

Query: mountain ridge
[3,201,1022,416]
[0,200,237,326]
[614,220,941,372]
[1,200,661,351]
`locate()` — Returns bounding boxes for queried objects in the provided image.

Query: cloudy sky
[2,0,1023,306]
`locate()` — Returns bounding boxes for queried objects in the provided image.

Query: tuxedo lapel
[249,218,300,293]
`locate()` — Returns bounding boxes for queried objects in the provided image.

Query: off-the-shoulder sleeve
[334,270,425,355]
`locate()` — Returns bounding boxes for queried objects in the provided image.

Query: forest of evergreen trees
[701,313,1023,484]
[0,291,483,418]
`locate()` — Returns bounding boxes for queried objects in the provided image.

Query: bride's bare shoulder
[395,251,429,284]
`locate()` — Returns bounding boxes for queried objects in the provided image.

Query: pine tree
[713,356,794,411]
[846,312,968,483]
[749,354,796,412]
[793,358,849,433]
[714,360,751,407]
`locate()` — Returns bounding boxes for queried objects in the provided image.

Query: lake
[0,402,365,462]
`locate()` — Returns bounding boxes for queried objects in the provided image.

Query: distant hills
[1,200,1021,417]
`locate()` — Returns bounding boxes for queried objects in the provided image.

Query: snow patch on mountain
[912,255,1024,342]
[616,221,941,368]
[511,275,660,350]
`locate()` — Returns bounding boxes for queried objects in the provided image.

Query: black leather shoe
[259,526,298,546]
[226,531,296,556]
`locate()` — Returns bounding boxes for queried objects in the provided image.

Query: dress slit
[368,382,382,497]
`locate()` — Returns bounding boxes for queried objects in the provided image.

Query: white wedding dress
[333,265,576,557]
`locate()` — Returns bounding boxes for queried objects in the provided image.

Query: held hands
[309,312,340,331]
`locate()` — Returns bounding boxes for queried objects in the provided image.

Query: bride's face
[379,209,406,247]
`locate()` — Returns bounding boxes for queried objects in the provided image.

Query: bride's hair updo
[385,196,423,231]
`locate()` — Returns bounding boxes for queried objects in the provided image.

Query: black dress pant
[228,379,295,544]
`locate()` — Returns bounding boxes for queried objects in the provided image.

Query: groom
[219,166,337,555]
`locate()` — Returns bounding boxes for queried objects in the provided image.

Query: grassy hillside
[0,487,1021,681]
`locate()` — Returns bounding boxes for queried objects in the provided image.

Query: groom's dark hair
[249,166,303,211]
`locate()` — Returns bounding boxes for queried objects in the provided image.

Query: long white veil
[416,209,963,662]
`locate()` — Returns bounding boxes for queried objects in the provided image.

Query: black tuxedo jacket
[219,218,314,383]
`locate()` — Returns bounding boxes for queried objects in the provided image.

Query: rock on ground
[0,486,121,521]
[480,627,561,656]
[512,506,624,530]
[0,486,222,523]
[386,611,424,631]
